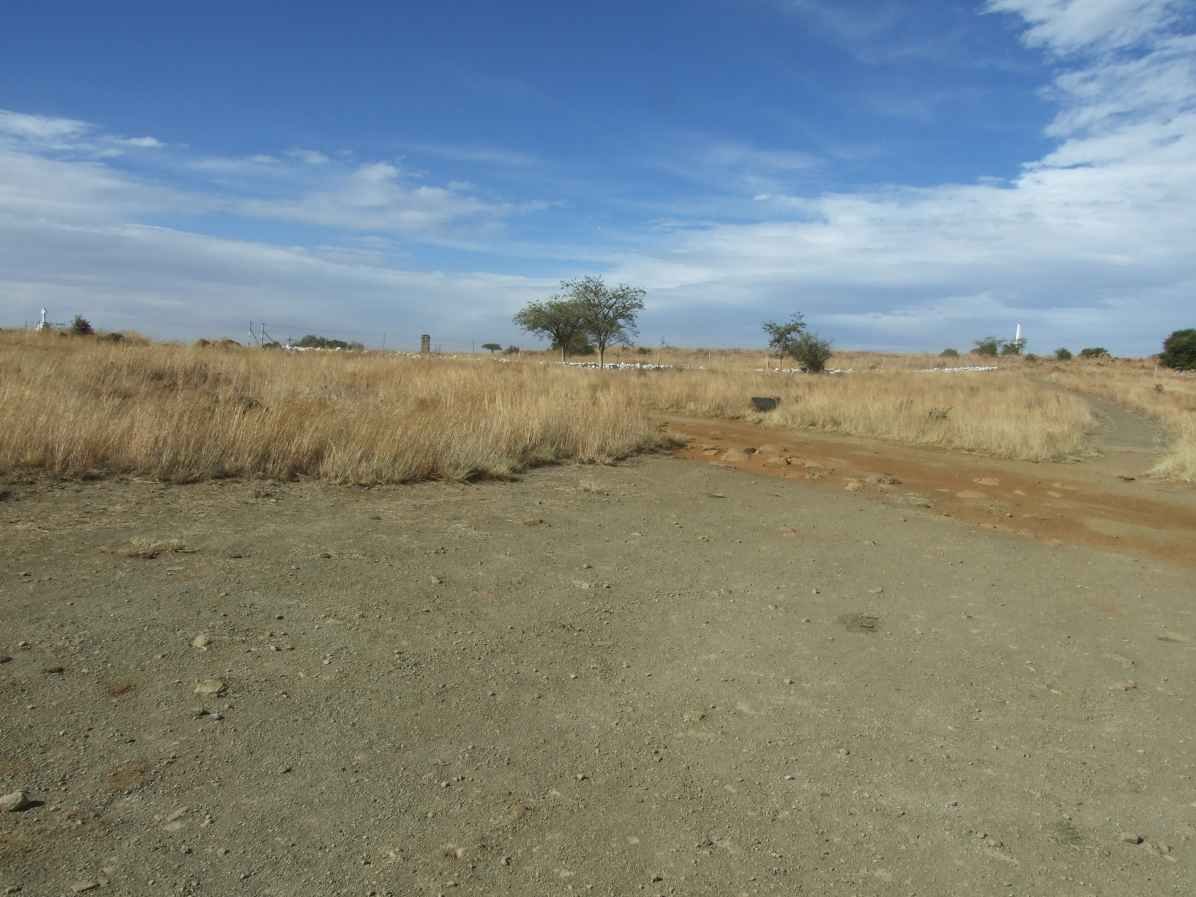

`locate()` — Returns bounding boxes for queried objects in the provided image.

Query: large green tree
[762,314,806,366]
[564,276,646,368]
[513,298,587,362]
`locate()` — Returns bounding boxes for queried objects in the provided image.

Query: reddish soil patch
[668,416,1196,568]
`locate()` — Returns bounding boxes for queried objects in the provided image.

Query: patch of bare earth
[1,457,1193,895]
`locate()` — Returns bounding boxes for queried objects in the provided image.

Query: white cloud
[400,142,539,167]
[0,109,90,144]
[287,147,331,165]
[188,154,283,173]
[236,161,534,235]
[985,0,1184,54]
[113,136,165,149]
[0,215,552,345]
[0,122,554,343]
[700,141,819,172]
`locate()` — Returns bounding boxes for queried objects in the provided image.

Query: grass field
[1,331,1191,483]
[0,333,665,483]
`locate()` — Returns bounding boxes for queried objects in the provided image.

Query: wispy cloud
[400,141,540,167]
[985,0,1186,54]
[0,109,90,144]
[286,147,331,165]
[236,160,530,234]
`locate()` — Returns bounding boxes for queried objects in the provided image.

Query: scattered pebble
[1120,833,1144,845]
[194,679,227,697]
[70,882,100,894]
[191,633,212,649]
[1,790,36,813]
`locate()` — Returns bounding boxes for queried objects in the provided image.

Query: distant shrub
[973,337,1000,357]
[1160,329,1196,371]
[100,332,125,343]
[636,346,652,355]
[1055,348,1073,361]
[1024,353,1040,363]
[940,348,960,358]
[1079,347,1111,359]
[71,315,94,336]
[1000,338,1025,356]
[792,332,833,373]
[504,345,520,354]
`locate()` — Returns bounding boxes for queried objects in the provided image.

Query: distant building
[420,334,431,354]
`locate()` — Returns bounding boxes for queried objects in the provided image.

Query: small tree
[792,332,833,373]
[973,336,1000,357]
[481,342,502,354]
[503,344,520,354]
[1160,329,1196,371]
[513,298,586,362]
[71,315,94,336]
[999,338,1025,356]
[1079,347,1110,359]
[1055,348,1073,361]
[940,348,959,358]
[566,276,646,368]
[762,314,806,366]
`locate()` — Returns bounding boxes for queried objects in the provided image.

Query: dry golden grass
[626,367,1093,460]
[0,332,665,484]
[1043,358,1196,482]
[9,332,1191,484]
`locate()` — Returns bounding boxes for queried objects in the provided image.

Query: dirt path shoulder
[666,415,1196,568]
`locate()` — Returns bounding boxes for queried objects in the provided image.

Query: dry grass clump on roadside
[0,333,666,484]
[628,368,1093,460]
[1045,360,1196,482]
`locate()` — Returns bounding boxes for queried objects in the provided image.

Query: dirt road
[668,412,1196,568]
[2,450,1194,896]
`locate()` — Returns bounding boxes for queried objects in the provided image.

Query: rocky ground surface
[1,453,1194,896]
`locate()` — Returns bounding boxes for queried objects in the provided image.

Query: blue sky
[1,0,1193,353]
